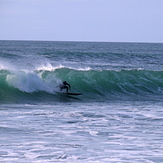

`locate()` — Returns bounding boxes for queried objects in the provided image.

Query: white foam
[36,63,64,71]
[36,62,92,72]
[74,67,92,71]
[60,65,92,71]
[6,71,53,93]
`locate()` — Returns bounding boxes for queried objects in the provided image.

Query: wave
[0,67,163,103]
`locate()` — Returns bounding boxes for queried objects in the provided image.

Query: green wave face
[0,68,163,103]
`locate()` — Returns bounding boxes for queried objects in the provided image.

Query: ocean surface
[0,40,163,162]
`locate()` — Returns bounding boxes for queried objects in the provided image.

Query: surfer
[60,81,71,92]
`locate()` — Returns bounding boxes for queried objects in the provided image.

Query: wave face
[1,67,163,103]
[43,68,163,96]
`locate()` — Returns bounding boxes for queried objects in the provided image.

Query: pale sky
[0,0,163,43]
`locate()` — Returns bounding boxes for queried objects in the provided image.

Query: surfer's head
[63,81,67,84]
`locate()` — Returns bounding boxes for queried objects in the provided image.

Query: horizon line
[0,39,163,44]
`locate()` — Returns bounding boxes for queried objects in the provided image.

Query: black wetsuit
[60,81,71,92]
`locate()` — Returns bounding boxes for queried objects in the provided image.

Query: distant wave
[0,67,163,103]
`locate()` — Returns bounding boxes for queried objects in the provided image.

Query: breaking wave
[0,66,163,103]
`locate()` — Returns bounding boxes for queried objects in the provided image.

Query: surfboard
[56,92,82,96]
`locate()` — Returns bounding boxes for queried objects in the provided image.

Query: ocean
[0,40,163,162]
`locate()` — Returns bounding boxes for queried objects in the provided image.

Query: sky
[0,0,163,43]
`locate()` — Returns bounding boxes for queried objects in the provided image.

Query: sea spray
[6,71,52,93]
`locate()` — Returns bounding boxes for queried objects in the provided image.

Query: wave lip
[36,63,64,71]
[36,63,92,72]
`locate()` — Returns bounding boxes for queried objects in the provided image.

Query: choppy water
[0,41,163,162]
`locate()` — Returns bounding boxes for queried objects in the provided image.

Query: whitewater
[0,40,163,162]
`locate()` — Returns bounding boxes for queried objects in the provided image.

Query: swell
[0,68,163,103]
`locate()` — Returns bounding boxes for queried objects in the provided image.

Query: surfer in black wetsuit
[60,81,71,92]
